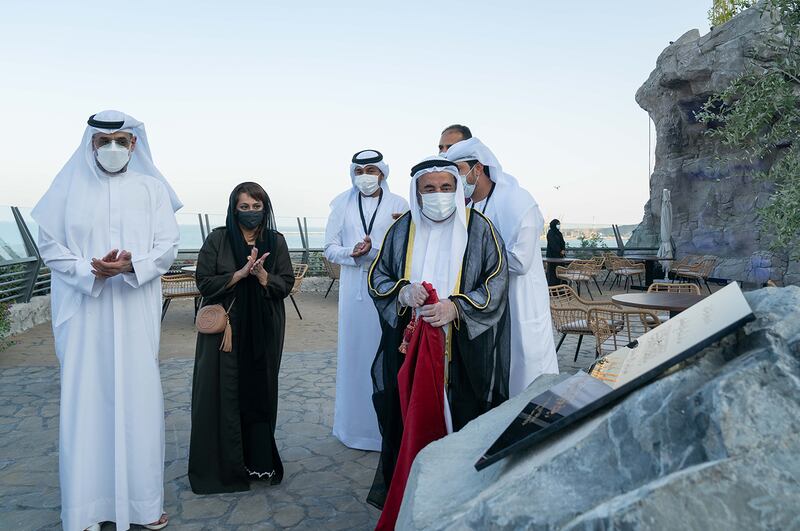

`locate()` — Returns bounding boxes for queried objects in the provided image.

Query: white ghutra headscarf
[408,156,468,297]
[444,137,537,242]
[326,149,392,240]
[32,110,182,249]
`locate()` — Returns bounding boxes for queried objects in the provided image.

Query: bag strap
[225,297,236,314]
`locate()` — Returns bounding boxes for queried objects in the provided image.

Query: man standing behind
[437,123,472,154]
[32,110,181,531]
[445,136,559,397]
[324,150,408,451]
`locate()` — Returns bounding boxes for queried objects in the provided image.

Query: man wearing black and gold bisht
[366,156,510,509]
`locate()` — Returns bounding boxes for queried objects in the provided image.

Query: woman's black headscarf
[225,182,277,268]
[546,219,565,258]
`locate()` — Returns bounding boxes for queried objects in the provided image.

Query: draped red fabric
[376,282,448,531]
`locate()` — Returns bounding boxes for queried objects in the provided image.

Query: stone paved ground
[0,351,380,531]
[0,284,721,530]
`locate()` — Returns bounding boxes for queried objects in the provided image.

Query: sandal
[84,525,101,531]
[143,514,169,530]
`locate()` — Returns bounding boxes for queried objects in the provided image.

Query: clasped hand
[418,299,458,328]
[91,249,133,278]
[350,235,372,258]
[234,247,270,287]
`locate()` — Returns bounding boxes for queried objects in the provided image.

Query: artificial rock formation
[628,3,798,285]
[397,286,800,530]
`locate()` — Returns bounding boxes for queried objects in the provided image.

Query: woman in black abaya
[189,182,295,494]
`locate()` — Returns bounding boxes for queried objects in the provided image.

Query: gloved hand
[398,282,428,308]
[419,299,459,328]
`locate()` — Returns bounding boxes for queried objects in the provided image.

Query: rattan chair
[647,282,700,294]
[289,263,309,319]
[321,256,340,298]
[587,307,661,358]
[588,255,606,293]
[601,251,618,285]
[161,273,201,321]
[646,281,700,323]
[555,260,601,300]
[671,256,717,294]
[549,285,616,361]
[606,256,645,292]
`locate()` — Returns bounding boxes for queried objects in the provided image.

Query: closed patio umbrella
[657,189,673,280]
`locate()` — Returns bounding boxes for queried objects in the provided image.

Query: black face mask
[237,210,264,230]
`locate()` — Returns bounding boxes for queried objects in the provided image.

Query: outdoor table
[612,292,706,318]
[541,257,578,265]
[623,255,674,289]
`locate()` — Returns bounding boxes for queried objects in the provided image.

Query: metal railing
[0,207,329,304]
[1,205,647,304]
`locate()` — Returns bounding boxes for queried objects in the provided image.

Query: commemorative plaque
[475,282,755,470]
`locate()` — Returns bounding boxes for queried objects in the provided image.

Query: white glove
[419,299,459,328]
[398,282,428,308]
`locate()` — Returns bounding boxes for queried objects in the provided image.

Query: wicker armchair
[555,260,602,300]
[587,307,662,358]
[588,255,606,293]
[289,263,309,319]
[321,256,340,298]
[646,282,700,323]
[606,256,646,292]
[549,285,616,362]
[161,273,201,321]
[601,251,618,285]
[671,256,717,294]
[647,282,700,294]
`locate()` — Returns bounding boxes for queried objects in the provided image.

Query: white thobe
[39,171,179,531]
[472,193,558,397]
[325,190,408,451]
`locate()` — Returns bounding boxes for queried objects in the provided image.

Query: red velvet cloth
[376,282,448,531]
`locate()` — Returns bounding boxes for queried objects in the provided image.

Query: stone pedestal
[398,287,800,530]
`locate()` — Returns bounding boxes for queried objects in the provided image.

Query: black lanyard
[358,189,383,236]
[469,182,496,214]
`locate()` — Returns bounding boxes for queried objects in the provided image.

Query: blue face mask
[237,210,264,229]
[461,166,477,199]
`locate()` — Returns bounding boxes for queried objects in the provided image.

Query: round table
[541,257,577,264]
[612,292,706,317]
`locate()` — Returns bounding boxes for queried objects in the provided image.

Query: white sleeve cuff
[123,255,158,288]
[76,259,105,297]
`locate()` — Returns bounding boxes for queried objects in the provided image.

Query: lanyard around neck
[358,189,383,236]
[470,182,496,214]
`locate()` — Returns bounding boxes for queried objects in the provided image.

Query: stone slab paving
[0,352,381,530]
[0,338,599,531]
[0,283,693,530]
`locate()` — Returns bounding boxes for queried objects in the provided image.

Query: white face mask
[420,192,457,222]
[461,166,476,199]
[96,141,131,173]
[354,173,380,196]
[556,224,561,230]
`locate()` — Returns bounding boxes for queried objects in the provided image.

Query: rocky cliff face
[628,4,798,285]
[397,287,800,530]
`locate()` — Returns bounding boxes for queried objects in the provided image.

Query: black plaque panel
[475,282,755,470]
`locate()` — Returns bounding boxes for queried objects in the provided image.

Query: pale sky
[0,1,710,226]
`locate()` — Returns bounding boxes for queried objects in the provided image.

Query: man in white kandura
[325,149,408,451]
[32,110,181,531]
[444,137,559,396]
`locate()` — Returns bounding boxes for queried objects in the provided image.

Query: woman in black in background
[546,218,566,286]
[189,182,295,493]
